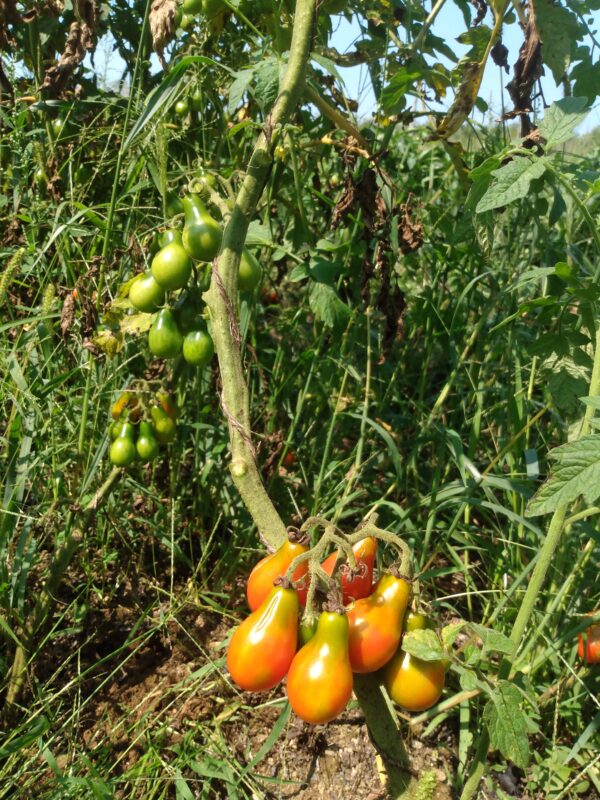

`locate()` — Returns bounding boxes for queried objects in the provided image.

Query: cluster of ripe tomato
[108,389,178,467]
[578,616,600,664]
[129,193,262,365]
[227,535,447,724]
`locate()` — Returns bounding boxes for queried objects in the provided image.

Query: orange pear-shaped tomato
[384,649,446,712]
[321,536,377,604]
[246,539,308,611]
[347,572,411,673]
[227,585,298,692]
[286,611,353,724]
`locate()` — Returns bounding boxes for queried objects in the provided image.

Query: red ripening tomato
[347,572,411,673]
[283,451,296,467]
[227,585,298,692]
[578,618,600,664]
[286,610,353,724]
[321,536,378,605]
[246,539,308,611]
[384,649,446,712]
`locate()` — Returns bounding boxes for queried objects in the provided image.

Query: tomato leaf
[402,629,444,662]
[527,435,600,517]
[538,97,589,149]
[482,681,531,768]
[469,623,515,656]
[441,621,465,650]
[475,156,547,213]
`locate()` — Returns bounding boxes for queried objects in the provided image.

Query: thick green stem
[203,0,316,550]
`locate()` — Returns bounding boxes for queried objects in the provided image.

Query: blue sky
[93,6,600,134]
[330,7,600,134]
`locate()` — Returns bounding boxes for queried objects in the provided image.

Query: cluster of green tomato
[109,390,178,467]
[129,193,262,366]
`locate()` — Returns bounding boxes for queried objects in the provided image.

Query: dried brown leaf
[150,0,178,68]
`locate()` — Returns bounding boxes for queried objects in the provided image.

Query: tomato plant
[135,421,160,462]
[286,610,353,724]
[227,585,298,692]
[347,572,411,673]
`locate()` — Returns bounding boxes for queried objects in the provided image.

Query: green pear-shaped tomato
[238,249,262,292]
[151,242,192,291]
[181,195,222,262]
[129,271,165,313]
[136,420,160,462]
[183,328,214,367]
[109,421,137,467]
[148,308,183,359]
[150,405,177,444]
[158,228,183,248]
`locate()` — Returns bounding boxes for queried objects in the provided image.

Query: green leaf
[253,57,281,109]
[543,349,592,413]
[527,435,600,517]
[402,629,445,661]
[538,97,589,149]
[442,621,465,649]
[470,623,516,656]
[308,282,351,331]
[476,156,547,213]
[228,68,254,113]
[483,681,531,768]
[571,60,600,104]
[535,0,583,83]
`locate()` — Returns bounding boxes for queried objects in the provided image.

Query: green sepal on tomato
[227,585,298,692]
[286,610,353,724]
[321,536,377,605]
[246,538,309,611]
[347,572,411,673]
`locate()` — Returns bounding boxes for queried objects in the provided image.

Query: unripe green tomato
[183,328,214,366]
[183,0,202,12]
[150,405,177,443]
[175,98,189,117]
[158,228,183,248]
[151,242,192,291]
[148,308,184,359]
[173,5,183,26]
[129,271,166,313]
[173,290,202,334]
[136,420,160,462]
[51,117,66,139]
[238,249,262,292]
[109,422,137,466]
[34,167,46,188]
[165,191,184,218]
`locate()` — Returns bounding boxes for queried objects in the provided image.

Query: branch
[203,0,317,549]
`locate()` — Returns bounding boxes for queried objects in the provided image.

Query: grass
[1,84,600,798]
